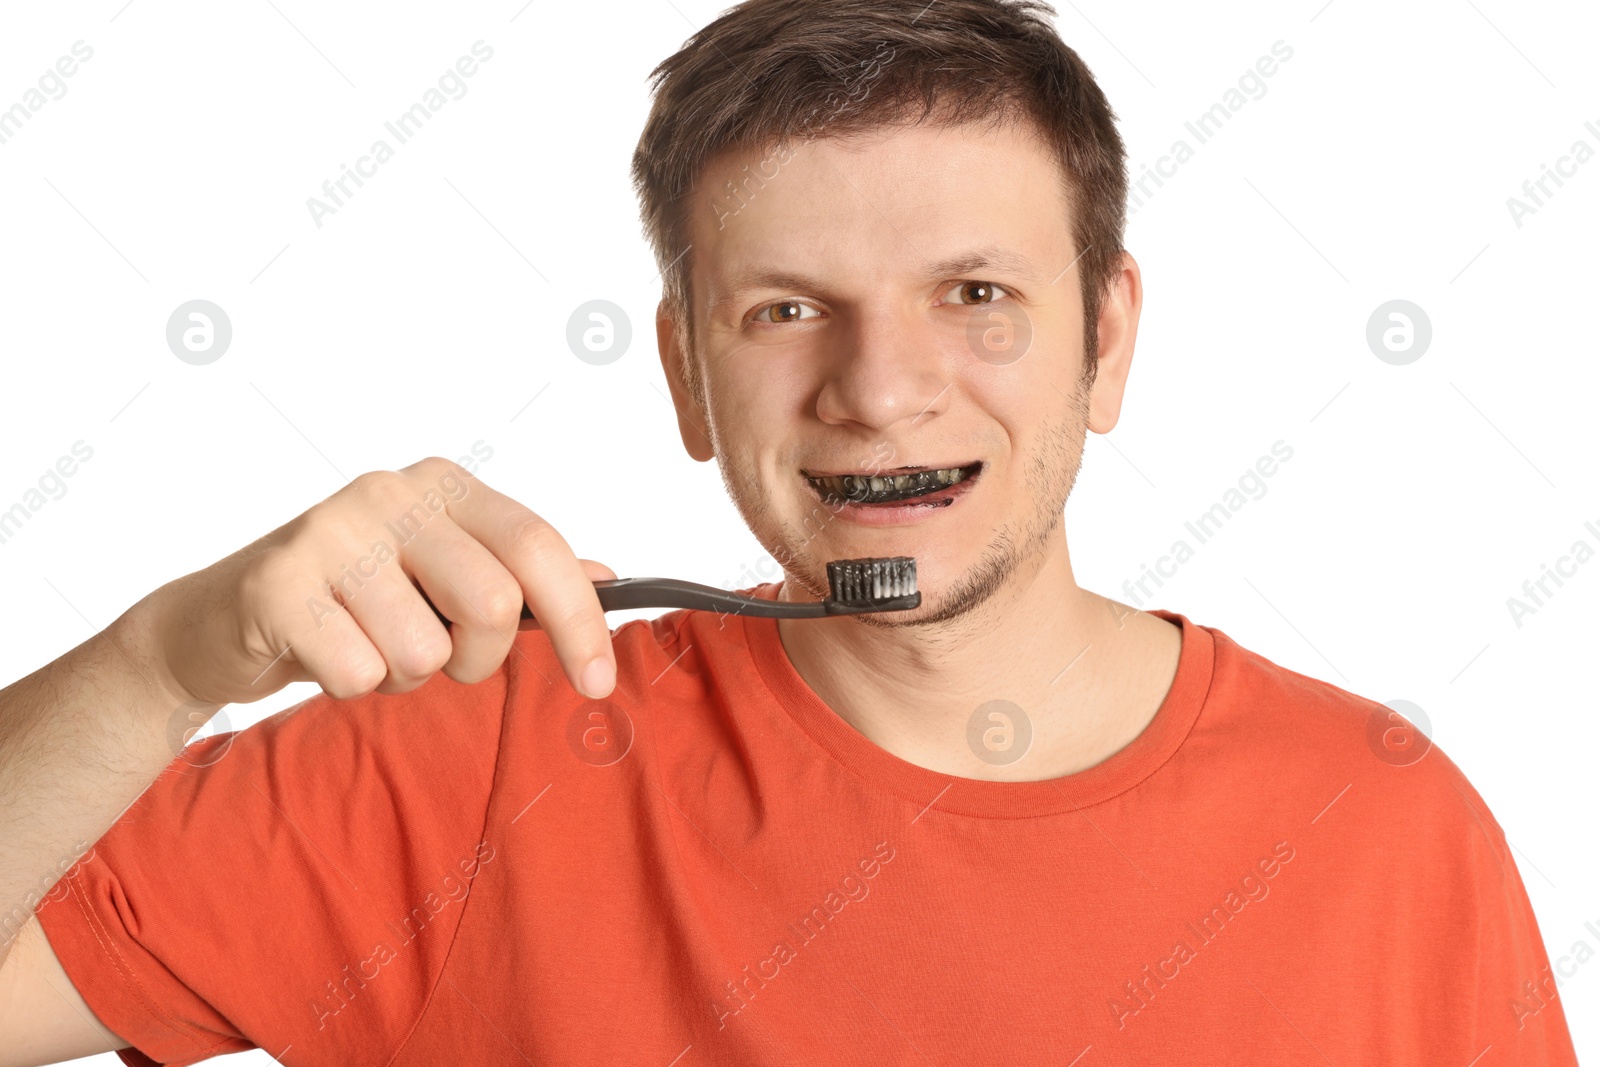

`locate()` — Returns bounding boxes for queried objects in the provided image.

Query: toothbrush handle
[416,578,826,629]
[535,578,828,618]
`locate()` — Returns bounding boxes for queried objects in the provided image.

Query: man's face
[660,118,1137,624]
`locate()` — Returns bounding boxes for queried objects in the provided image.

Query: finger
[518,556,617,630]
[334,563,454,695]
[279,598,392,700]
[578,558,618,582]
[403,518,523,685]
[446,487,615,699]
[519,558,618,633]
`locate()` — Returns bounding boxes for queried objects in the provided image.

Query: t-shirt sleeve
[1448,767,1581,1062]
[32,660,511,1067]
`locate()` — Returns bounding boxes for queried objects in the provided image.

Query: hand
[141,457,616,708]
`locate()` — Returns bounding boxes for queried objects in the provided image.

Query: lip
[799,461,980,478]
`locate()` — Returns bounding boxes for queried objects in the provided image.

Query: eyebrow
[712,246,1044,311]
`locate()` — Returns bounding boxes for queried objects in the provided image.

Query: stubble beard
[715,370,1094,633]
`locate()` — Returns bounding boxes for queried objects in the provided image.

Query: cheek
[960,359,1069,450]
[707,385,775,459]
[708,349,816,433]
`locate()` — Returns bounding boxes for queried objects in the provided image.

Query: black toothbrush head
[824,557,920,615]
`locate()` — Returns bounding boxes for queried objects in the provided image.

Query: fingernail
[579,657,615,699]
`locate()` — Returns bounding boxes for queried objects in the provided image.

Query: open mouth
[803,461,983,507]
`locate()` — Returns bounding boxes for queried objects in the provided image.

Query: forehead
[685,120,1075,312]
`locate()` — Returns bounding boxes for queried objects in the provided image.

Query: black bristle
[826,556,918,605]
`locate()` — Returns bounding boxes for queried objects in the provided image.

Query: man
[0,0,1578,1063]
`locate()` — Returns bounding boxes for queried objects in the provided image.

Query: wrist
[110,589,208,714]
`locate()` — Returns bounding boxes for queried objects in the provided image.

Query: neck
[775,529,1179,781]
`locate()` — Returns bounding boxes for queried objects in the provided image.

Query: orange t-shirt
[37,594,1579,1065]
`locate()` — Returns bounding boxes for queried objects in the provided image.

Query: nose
[814,304,955,433]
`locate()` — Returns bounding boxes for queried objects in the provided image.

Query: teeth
[809,465,974,503]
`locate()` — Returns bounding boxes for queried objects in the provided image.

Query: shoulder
[500,606,736,753]
[1195,621,1510,854]
[512,604,755,697]
[507,607,709,692]
[1185,624,1574,1057]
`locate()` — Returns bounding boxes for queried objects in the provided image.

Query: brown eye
[755,300,818,323]
[944,281,1009,305]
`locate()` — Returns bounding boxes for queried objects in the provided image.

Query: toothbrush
[535,556,920,619]
[422,556,918,626]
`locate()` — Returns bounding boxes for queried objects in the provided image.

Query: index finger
[439,467,616,699]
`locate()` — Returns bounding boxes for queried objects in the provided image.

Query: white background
[1,0,1595,1062]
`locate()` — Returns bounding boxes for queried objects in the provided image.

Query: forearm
[0,595,202,968]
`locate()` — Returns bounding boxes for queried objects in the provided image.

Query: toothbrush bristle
[826,557,918,604]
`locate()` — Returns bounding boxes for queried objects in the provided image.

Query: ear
[1085,251,1143,435]
[656,301,715,462]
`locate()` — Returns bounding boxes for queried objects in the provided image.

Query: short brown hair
[630,0,1127,400]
